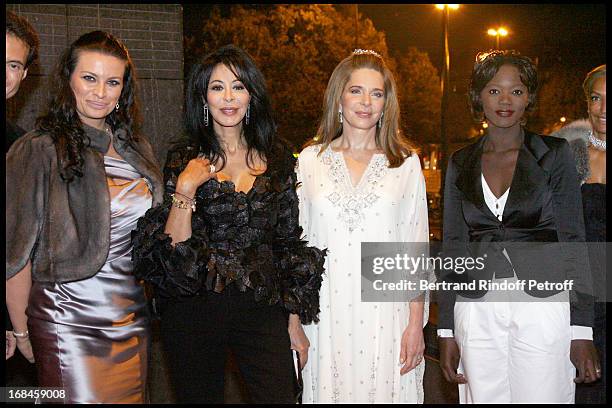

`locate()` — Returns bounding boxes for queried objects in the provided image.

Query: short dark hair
[468,50,538,121]
[185,44,276,171]
[37,31,141,182]
[6,10,40,69]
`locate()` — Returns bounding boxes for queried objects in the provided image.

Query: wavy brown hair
[309,51,413,167]
[36,31,141,182]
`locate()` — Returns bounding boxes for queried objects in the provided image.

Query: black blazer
[437,129,593,330]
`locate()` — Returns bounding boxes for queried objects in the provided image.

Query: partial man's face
[6,33,30,100]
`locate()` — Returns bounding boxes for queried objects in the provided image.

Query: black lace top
[131,140,326,324]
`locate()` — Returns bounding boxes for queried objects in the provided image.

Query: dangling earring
[338,105,343,124]
[378,112,384,129]
[204,103,209,127]
[115,102,120,111]
[246,103,250,125]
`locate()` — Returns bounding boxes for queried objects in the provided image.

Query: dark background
[185,3,606,93]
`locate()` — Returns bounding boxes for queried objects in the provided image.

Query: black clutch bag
[294,351,303,404]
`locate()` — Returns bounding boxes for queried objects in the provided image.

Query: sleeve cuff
[437,329,454,338]
[571,325,593,340]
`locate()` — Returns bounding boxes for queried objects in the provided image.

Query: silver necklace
[588,130,606,151]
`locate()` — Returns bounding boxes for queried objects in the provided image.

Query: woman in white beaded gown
[298,49,430,403]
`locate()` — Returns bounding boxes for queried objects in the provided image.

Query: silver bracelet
[13,330,29,338]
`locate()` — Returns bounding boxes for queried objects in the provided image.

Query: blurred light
[487,27,508,37]
[436,4,460,10]
[482,122,488,128]
[488,27,509,37]
[560,116,566,123]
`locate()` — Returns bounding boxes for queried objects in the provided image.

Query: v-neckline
[212,173,265,196]
[333,149,383,190]
[481,173,510,201]
[480,131,523,200]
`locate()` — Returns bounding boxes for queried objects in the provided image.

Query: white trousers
[454,297,575,403]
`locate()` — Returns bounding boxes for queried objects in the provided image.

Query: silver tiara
[352,49,382,59]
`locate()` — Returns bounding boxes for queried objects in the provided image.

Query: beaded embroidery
[322,147,388,232]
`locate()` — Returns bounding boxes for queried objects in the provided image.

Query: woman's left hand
[399,323,425,375]
[288,315,309,369]
[571,339,601,383]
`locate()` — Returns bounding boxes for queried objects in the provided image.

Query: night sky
[183,3,606,86]
[359,4,606,84]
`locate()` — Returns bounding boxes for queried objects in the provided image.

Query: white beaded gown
[297,145,430,403]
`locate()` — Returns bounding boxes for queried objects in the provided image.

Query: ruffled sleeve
[131,144,211,297]
[272,148,327,324]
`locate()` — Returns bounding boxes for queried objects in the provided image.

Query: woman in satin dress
[5,31,163,403]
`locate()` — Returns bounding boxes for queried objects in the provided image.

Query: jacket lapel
[113,129,164,206]
[455,136,495,219]
[502,130,549,220]
[82,124,164,205]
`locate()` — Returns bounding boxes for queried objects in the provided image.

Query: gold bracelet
[174,191,194,201]
[171,193,196,212]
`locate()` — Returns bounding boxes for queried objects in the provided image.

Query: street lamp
[436,4,459,201]
[487,27,508,49]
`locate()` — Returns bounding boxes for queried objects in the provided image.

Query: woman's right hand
[176,157,217,197]
[439,337,466,384]
[16,337,35,363]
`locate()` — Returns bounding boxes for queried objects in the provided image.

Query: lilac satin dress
[27,156,152,403]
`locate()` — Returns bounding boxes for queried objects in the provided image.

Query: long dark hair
[36,31,141,182]
[185,45,276,171]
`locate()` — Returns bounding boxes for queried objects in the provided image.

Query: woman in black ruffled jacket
[131,45,326,403]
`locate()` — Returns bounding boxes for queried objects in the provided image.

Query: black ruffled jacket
[131,140,326,324]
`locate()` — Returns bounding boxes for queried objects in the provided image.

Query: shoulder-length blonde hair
[309,51,413,167]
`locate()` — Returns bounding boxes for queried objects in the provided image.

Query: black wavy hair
[36,31,141,182]
[6,10,40,69]
[468,50,538,122]
[185,44,276,171]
